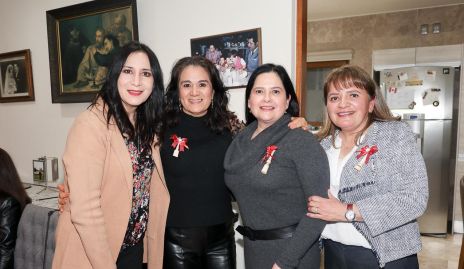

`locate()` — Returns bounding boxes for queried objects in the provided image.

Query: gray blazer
[320,121,428,267]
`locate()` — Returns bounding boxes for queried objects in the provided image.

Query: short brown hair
[317,65,399,144]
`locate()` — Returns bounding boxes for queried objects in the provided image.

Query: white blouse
[321,135,371,249]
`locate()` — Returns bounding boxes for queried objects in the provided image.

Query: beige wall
[308,4,464,71]
[0,0,297,181]
[308,5,464,231]
[0,1,299,266]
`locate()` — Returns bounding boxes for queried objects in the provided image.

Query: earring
[210,98,214,109]
[179,101,183,111]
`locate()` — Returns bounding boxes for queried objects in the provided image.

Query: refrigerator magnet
[397,72,408,81]
[405,80,423,86]
[426,70,436,81]
[422,89,440,106]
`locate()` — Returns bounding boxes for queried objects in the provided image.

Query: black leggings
[163,222,236,269]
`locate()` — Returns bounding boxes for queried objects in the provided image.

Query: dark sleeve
[0,197,21,269]
[276,131,330,269]
[94,52,110,67]
[95,48,121,67]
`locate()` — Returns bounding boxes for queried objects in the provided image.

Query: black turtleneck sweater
[161,112,234,227]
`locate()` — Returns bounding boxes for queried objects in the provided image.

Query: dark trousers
[323,239,419,269]
[117,240,144,269]
[164,221,236,269]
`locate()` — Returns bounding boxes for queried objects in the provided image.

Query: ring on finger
[314,206,318,214]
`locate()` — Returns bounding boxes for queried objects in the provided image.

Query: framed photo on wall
[46,0,138,103]
[191,28,262,89]
[0,49,34,103]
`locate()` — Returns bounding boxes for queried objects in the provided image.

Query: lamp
[420,24,428,35]
[432,23,441,34]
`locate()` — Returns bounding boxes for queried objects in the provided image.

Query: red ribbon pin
[261,145,278,174]
[355,145,378,170]
[170,134,189,157]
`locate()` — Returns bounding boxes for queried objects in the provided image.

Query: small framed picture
[33,158,46,182]
[0,49,34,103]
[190,28,262,89]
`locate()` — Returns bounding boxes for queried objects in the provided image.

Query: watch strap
[347,203,353,211]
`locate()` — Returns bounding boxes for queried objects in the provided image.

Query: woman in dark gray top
[224,64,329,269]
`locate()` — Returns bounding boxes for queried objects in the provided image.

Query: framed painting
[46,0,138,103]
[191,28,262,89]
[0,49,34,103]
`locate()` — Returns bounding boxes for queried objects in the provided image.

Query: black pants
[117,240,144,269]
[323,239,419,269]
[164,222,236,269]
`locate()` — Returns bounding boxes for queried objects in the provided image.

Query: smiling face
[117,51,154,118]
[247,72,290,131]
[178,65,214,117]
[326,84,375,136]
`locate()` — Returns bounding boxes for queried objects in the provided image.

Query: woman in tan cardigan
[52,42,169,269]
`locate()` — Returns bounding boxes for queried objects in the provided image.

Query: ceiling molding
[308,1,464,22]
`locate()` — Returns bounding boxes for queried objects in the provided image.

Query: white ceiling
[308,0,464,21]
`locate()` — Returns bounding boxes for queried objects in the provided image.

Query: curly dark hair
[164,56,235,133]
[245,63,300,124]
[92,41,164,147]
[0,148,31,211]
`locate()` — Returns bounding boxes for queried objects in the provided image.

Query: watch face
[345,210,355,221]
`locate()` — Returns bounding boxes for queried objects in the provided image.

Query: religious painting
[46,0,138,103]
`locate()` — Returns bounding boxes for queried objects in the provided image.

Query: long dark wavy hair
[0,148,31,211]
[92,41,164,147]
[164,56,234,133]
[245,63,300,124]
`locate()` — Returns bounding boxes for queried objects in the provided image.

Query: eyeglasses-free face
[326,85,375,135]
[117,51,154,119]
[247,72,290,131]
[178,65,214,117]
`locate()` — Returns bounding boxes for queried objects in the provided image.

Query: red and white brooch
[355,145,378,171]
[170,134,189,157]
[261,145,278,174]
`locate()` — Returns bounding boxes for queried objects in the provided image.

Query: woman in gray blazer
[307,65,428,268]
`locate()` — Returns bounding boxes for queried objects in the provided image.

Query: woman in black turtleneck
[161,56,240,269]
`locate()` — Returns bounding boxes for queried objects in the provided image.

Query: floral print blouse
[121,137,154,250]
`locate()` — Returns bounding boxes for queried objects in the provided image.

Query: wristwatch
[345,203,356,222]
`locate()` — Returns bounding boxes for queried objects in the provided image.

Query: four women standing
[52,41,428,269]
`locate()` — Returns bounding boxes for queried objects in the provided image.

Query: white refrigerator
[378,66,459,236]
